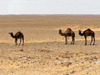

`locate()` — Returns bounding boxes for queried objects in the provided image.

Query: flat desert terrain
[0,15,100,75]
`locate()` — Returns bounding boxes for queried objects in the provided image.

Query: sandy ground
[0,15,100,75]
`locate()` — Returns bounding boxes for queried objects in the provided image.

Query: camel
[59,28,75,44]
[9,31,24,46]
[79,29,95,45]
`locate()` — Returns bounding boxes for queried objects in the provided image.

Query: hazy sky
[0,0,100,15]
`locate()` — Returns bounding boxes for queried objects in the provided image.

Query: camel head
[59,29,66,36]
[79,30,81,32]
[9,32,13,35]
[79,30,84,36]
[79,30,81,34]
[9,32,15,38]
[59,29,62,34]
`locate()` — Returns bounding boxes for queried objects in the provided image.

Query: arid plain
[0,15,100,75]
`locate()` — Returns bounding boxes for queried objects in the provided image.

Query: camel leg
[22,38,24,46]
[71,37,74,44]
[65,36,67,44]
[15,38,18,46]
[93,37,95,45]
[19,38,21,45]
[71,33,75,44]
[71,37,72,44]
[72,37,74,44]
[73,37,75,44]
[85,36,87,45]
[90,37,93,45]
[21,35,24,46]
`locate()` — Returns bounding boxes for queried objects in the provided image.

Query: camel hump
[87,28,91,31]
[67,28,72,31]
[15,31,23,36]
[65,28,72,33]
[17,31,22,33]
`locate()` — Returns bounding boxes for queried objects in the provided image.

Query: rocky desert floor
[0,15,100,75]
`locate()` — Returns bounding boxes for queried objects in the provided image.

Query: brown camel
[59,28,75,44]
[79,29,95,45]
[9,31,24,45]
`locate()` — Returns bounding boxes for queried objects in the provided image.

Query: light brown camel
[9,31,24,45]
[59,28,75,44]
[79,29,95,45]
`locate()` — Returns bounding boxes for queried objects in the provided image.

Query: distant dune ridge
[56,24,100,31]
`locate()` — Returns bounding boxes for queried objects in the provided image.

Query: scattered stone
[93,56,98,60]
[27,59,41,63]
[85,53,88,55]
[8,57,17,61]
[19,49,23,51]
[92,60,100,64]
[11,68,14,73]
[70,70,75,74]
[66,62,72,67]
[20,59,27,63]
[56,57,59,60]
[62,60,74,67]
[65,73,69,75]
[27,56,30,58]
[76,53,79,55]
[85,56,97,61]
[55,60,61,64]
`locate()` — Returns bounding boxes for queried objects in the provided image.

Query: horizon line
[0,14,100,16]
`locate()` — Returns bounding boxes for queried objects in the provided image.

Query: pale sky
[0,0,100,15]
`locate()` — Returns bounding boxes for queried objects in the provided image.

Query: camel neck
[10,34,15,38]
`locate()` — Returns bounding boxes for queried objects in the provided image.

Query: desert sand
[0,15,100,75]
